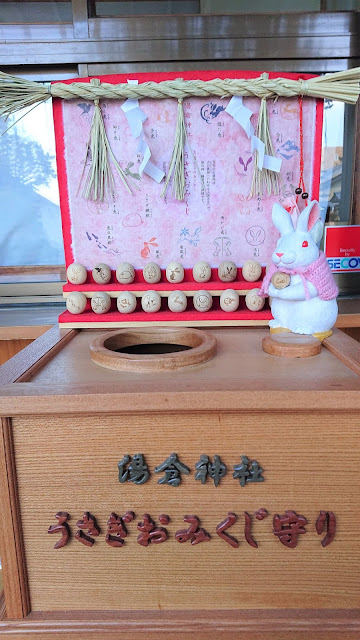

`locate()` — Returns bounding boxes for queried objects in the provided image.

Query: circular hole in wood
[114,343,192,355]
[90,327,217,372]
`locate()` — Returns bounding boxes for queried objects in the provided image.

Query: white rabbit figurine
[259,200,338,337]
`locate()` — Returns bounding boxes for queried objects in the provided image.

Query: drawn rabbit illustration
[259,200,338,336]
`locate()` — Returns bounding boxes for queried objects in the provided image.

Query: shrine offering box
[0,326,360,638]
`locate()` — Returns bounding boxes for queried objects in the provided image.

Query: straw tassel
[250,96,280,198]
[161,98,187,200]
[161,97,204,201]
[80,78,133,202]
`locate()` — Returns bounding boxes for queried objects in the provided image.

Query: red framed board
[53,70,323,328]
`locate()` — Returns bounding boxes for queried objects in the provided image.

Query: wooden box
[0,325,359,639]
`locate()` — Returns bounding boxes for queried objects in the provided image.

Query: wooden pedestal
[0,326,359,639]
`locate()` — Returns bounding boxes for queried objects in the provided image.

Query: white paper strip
[121,80,165,183]
[225,96,254,138]
[251,135,265,170]
[263,154,282,172]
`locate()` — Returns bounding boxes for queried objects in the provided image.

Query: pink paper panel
[54,72,322,270]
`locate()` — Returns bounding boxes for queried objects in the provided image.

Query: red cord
[296,95,308,206]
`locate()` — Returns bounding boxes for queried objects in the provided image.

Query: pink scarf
[259,251,338,301]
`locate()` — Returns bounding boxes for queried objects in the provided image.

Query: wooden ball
[166,262,184,284]
[242,259,262,282]
[168,290,187,312]
[193,261,211,283]
[116,262,135,284]
[66,291,87,314]
[193,290,213,312]
[92,263,111,284]
[141,290,162,313]
[218,261,237,282]
[220,289,239,312]
[91,291,111,314]
[66,263,87,285]
[143,262,161,284]
[271,271,291,289]
[245,288,265,311]
[117,291,137,314]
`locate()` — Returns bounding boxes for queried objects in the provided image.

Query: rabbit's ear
[310,220,324,246]
[296,200,323,246]
[296,200,321,233]
[272,203,295,236]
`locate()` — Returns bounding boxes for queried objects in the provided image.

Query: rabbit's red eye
[302,240,308,247]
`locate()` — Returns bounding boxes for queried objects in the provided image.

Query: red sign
[325,225,360,272]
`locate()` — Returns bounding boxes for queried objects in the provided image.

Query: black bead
[295,187,302,195]
[301,192,309,199]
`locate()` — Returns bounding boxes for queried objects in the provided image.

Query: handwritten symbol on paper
[122,212,143,227]
[179,227,201,247]
[77,103,91,115]
[200,102,225,123]
[141,238,158,259]
[280,100,299,120]
[213,236,231,257]
[245,226,265,246]
[85,231,120,255]
[281,183,296,199]
[277,140,300,160]
[124,162,141,181]
[87,200,109,215]
[239,156,252,172]
[239,205,251,216]
[235,153,253,177]
[157,110,170,124]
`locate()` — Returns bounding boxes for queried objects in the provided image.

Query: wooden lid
[262,333,321,358]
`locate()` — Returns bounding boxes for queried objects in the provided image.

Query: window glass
[95,1,200,16]
[0,98,64,266]
[320,100,348,226]
[0,2,72,23]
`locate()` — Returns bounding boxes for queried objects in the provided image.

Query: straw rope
[0,68,360,119]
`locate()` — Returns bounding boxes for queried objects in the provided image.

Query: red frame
[53,70,323,325]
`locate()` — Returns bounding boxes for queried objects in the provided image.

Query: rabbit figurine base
[259,200,338,337]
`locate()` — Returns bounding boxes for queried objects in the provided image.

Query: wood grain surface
[0,340,33,367]
[0,609,360,638]
[0,326,77,386]
[0,419,30,618]
[1,328,360,417]
[11,410,360,613]
[323,329,360,376]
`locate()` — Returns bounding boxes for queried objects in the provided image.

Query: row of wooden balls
[66,259,262,285]
[66,288,265,315]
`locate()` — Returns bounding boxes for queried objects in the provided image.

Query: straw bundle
[0,68,360,118]
[250,98,280,198]
[80,78,133,201]
[161,99,187,201]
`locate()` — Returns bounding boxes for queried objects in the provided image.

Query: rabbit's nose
[276,252,284,257]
